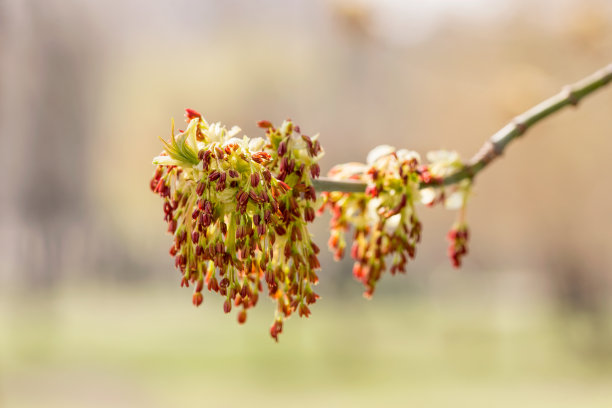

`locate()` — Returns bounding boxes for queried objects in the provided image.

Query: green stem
[313,63,612,193]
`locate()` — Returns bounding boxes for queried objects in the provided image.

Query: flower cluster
[420,150,472,268]
[319,147,472,296]
[319,146,424,297]
[150,109,323,341]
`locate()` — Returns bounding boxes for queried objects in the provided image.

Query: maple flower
[320,145,473,289]
[150,109,323,341]
[320,145,423,297]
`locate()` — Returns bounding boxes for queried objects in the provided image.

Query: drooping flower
[320,145,472,290]
[150,109,323,341]
[320,145,423,297]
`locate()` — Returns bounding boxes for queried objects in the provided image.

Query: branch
[313,63,612,193]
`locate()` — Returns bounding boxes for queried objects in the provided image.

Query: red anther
[229,169,239,178]
[294,125,301,133]
[305,291,319,305]
[240,284,248,298]
[223,299,232,314]
[239,191,249,206]
[191,231,199,244]
[284,242,292,258]
[190,207,198,219]
[263,170,272,183]
[258,190,269,203]
[216,241,225,254]
[201,212,211,227]
[298,303,311,318]
[192,292,203,306]
[208,277,219,292]
[280,157,289,173]
[250,173,260,188]
[215,146,225,159]
[306,186,316,201]
[185,108,202,120]
[204,200,212,214]
[252,152,271,164]
[277,140,287,157]
[237,310,247,324]
[203,150,212,166]
[219,278,230,289]
[257,120,273,129]
[163,202,173,215]
[277,181,290,192]
[167,219,177,234]
[309,253,321,268]
[208,170,220,181]
[247,191,259,203]
[253,214,261,226]
[155,178,166,194]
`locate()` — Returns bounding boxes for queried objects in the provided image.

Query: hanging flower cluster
[319,146,423,297]
[319,146,472,297]
[150,109,323,341]
[420,151,472,267]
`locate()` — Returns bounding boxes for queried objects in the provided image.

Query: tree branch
[313,63,612,193]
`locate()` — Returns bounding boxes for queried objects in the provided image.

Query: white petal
[328,162,367,179]
[248,137,265,152]
[396,149,421,163]
[366,197,382,220]
[152,155,182,166]
[227,126,242,138]
[384,214,402,233]
[444,191,464,210]
[223,137,243,146]
[205,123,225,143]
[419,188,436,205]
[426,150,459,164]
[367,145,396,165]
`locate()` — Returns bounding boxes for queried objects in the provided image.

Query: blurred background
[1,0,612,406]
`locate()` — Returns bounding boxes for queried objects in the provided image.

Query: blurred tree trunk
[0,0,98,290]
